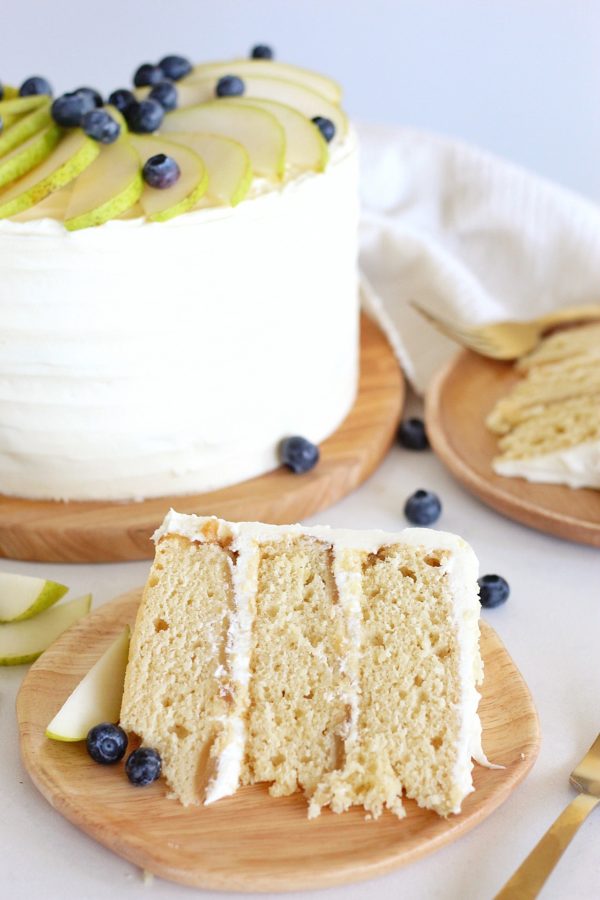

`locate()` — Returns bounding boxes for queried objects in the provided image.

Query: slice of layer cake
[120,512,488,819]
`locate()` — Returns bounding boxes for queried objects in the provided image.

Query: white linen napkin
[357,122,600,393]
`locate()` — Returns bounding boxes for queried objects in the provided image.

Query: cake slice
[120,513,487,819]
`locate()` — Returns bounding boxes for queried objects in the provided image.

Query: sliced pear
[0,103,52,158]
[0,130,99,218]
[0,94,48,116]
[2,85,19,100]
[64,138,142,230]
[162,101,285,178]
[129,134,208,221]
[0,593,91,666]
[0,123,61,189]
[235,98,327,173]
[46,626,130,741]
[187,59,342,104]
[0,573,68,623]
[161,132,252,205]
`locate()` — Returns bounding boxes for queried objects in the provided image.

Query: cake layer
[0,132,359,501]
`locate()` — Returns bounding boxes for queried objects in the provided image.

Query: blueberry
[312,116,336,143]
[133,63,164,88]
[82,109,120,144]
[51,91,94,127]
[143,154,180,189]
[0,82,3,101]
[404,489,442,526]
[215,75,245,98]
[125,747,162,786]
[74,86,103,108]
[148,80,177,111]
[108,88,136,114]
[478,574,510,609]
[250,44,274,60]
[19,76,52,97]
[398,417,429,451]
[126,98,164,133]
[0,115,3,134]
[158,54,192,81]
[280,436,320,474]
[86,723,128,764]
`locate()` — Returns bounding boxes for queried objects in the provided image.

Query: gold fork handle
[494,792,600,900]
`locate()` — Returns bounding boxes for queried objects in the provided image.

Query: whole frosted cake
[120,512,488,819]
[0,52,359,500]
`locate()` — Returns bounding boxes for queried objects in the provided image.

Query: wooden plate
[426,350,600,547]
[0,314,403,564]
[17,589,540,893]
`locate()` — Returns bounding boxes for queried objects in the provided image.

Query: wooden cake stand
[0,314,404,563]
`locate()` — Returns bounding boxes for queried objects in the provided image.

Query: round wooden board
[0,314,404,564]
[426,350,600,547]
[17,589,540,894]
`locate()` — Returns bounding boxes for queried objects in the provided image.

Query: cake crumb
[142,870,154,887]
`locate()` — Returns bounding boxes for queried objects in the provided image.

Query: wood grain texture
[17,589,540,893]
[426,350,600,548]
[0,314,404,564]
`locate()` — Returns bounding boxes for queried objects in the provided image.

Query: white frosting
[0,133,359,500]
[494,440,600,489]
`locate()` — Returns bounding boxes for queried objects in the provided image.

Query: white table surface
[3,392,600,900]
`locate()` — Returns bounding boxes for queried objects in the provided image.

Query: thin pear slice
[0,593,91,666]
[0,103,52,158]
[161,132,252,205]
[0,94,48,116]
[129,134,208,221]
[187,59,342,104]
[46,626,130,741]
[64,138,143,230]
[0,130,99,218]
[0,573,68,623]
[235,98,328,173]
[0,123,62,189]
[162,101,285,178]
[2,85,19,100]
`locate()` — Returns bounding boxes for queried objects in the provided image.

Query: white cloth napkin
[357,122,600,393]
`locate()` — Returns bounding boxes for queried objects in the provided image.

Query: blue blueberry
[82,109,120,144]
[108,88,136,113]
[133,63,164,88]
[19,76,52,97]
[125,747,162,786]
[404,489,442,526]
[478,574,510,609]
[312,116,336,143]
[280,436,320,474]
[143,154,180,189]
[215,75,245,98]
[51,91,94,127]
[86,723,128,764]
[0,82,3,101]
[148,80,177,111]
[0,115,3,134]
[398,417,429,451]
[250,44,274,60]
[74,86,103,108]
[126,98,164,133]
[159,54,192,81]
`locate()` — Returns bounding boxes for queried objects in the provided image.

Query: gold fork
[410,300,600,359]
[494,733,600,899]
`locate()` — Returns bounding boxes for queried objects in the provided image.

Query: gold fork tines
[494,733,600,899]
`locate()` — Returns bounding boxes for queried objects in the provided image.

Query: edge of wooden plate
[426,350,600,548]
[17,589,540,893]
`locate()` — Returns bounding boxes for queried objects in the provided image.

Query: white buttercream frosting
[0,133,359,500]
[494,439,600,489]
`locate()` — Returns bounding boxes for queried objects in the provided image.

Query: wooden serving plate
[426,350,600,548]
[0,314,403,564]
[17,589,540,893]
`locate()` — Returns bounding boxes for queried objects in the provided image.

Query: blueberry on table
[251,44,274,59]
[398,417,429,451]
[478,575,510,608]
[159,54,192,81]
[19,76,52,97]
[74,86,103,108]
[108,88,136,113]
[126,98,164,133]
[82,109,120,144]
[280,436,320,474]
[404,489,442,526]
[125,747,162,786]
[216,75,245,98]
[143,154,181,189]
[133,63,164,88]
[51,91,93,127]
[86,723,128,764]
[312,116,335,143]
[148,80,178,111]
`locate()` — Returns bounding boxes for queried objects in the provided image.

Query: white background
[2,3,600,899]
